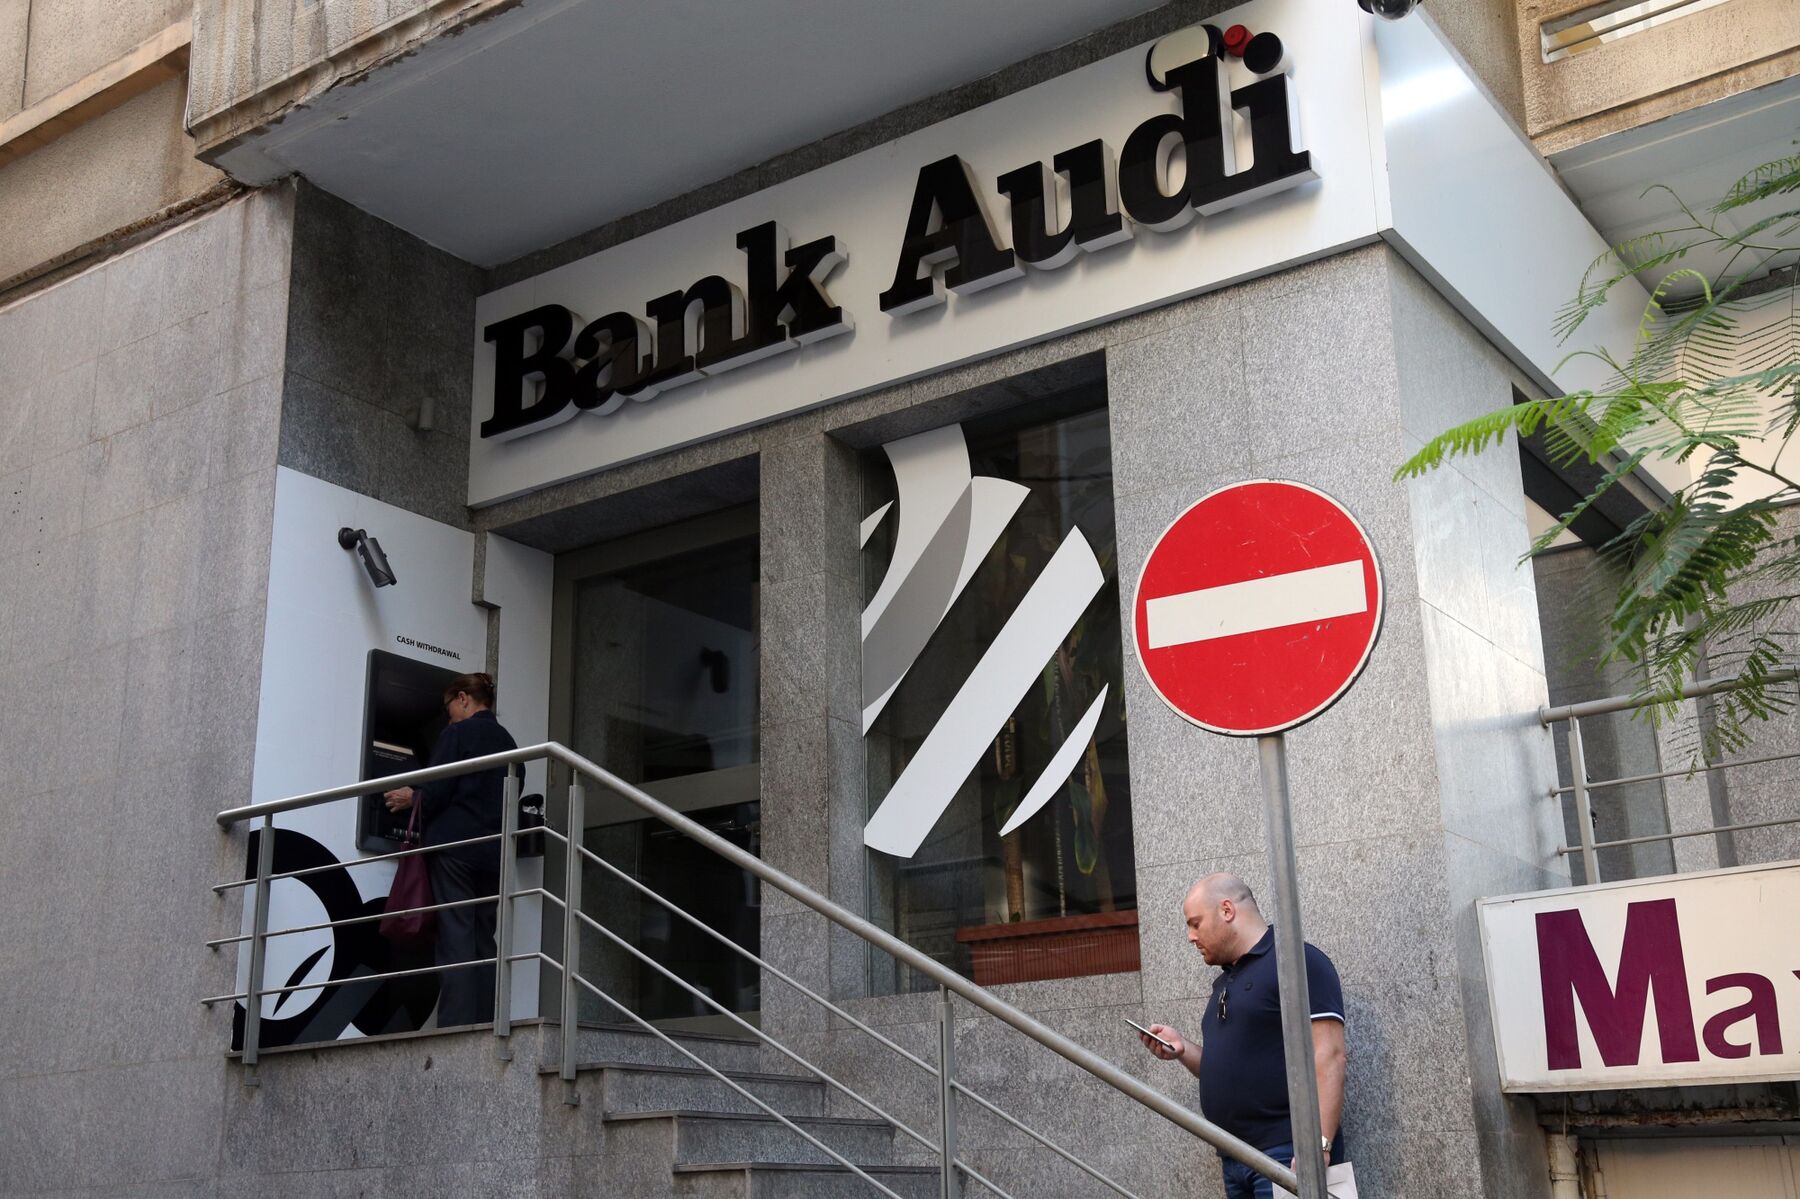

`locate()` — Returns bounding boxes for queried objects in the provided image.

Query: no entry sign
[1132,480,1382,736]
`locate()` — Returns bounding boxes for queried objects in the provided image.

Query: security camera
[337,527,397,588]
[1358,0,1422,19]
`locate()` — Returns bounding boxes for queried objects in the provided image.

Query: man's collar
[1227,926,1275,970]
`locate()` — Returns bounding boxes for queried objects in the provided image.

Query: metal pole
[493,764,520,1058]
[937,985,962,1199]
[560,776,585,1103]
[1567,718,1600,884]
[241,812,276,1082]
[1257,734,1326,1199]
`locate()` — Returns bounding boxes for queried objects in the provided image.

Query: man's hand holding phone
[1126,1017,1184,1060]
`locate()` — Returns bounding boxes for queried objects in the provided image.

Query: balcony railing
[1540,670,1800,884]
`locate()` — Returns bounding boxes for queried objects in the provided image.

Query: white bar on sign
[1146,560,1366,649]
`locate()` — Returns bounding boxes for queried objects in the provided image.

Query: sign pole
[1258,732,1327,1199]
[1133,480,1378,1198]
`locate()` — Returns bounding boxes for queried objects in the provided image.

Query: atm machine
[356,649,546,855]
[357,649,460,853]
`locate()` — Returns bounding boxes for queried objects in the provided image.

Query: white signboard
[469,0,1382,506]
[1479,862,1800,1092]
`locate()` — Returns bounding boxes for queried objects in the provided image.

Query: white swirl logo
[860,424,1108,858]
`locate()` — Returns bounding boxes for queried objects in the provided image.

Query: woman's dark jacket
[415,709,517,872]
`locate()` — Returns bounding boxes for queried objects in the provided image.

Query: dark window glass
[862,400,1135,994]
[567,532,761,1022]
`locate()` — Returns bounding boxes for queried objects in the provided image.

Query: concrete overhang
[189,0,1161,267]
[1550,72,1800,295]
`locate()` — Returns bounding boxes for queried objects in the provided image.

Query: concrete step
[566,1061,828,1117]
[553,1022,771,1073]
[672,1162,939,1199]
[606,1110,897,1167]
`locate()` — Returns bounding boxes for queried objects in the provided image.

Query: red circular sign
[1132,480,1383,736]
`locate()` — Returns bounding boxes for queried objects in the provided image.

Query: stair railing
[208,742,1299,1197]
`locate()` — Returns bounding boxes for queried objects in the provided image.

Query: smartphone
[1124,1017,1178,1055]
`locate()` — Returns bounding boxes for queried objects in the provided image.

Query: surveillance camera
[337,527,398,588]
[1358,0,1422,19]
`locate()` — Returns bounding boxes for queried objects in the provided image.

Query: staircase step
[606,1110,897,1167]
[672,1162,939,1199]
[557,1061,827,1117]
[556,1022,770,1072]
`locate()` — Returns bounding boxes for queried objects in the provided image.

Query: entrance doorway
[551,506,761,1029]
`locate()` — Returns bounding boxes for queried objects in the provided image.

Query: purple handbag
[379,800,437,946]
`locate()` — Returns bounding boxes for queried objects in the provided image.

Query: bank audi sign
[470,0,1384,505]
[1480,863,1800,1092]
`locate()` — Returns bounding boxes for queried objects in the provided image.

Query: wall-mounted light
[338,527,397,588]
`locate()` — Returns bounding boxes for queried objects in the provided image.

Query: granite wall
[0,187,292,1195]
[463,244,1566,1199]
[278,182,482,531]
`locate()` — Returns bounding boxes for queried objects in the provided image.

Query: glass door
[550,506,761,1028]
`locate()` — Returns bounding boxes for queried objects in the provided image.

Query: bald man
[1136,873,1348,1199]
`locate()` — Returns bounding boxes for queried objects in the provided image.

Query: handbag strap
[405,791,423,844]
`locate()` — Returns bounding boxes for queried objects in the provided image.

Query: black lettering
[719,222,854,369]
[479,305,579,440]
[879,155,1021,314]
[777,228,853,343]
[996,140,1129,270]
[640,277,743,394]
[1200,74,1315,214]
[1120,56,1234,231]
[572,311,652,415]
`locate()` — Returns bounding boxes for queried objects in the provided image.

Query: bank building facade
[4,0,1800,1195]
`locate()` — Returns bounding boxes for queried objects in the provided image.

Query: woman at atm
[384,672,517,1026]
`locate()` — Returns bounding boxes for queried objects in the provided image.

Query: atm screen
[358,650,462,853]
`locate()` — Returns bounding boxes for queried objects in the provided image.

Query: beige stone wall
[0,76,221,282]
[1430,0,1528,132]
[16,0,186,108]
[1517,0,1800,151]
[0,1,224,287]
[187,0,505,156]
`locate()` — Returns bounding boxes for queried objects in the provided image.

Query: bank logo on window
[860,424,1108,858]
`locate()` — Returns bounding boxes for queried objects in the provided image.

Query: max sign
[478,24,1312,443]
[1478,863,1800,1091]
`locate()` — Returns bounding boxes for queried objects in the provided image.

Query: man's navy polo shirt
[1197,927,1347,1159]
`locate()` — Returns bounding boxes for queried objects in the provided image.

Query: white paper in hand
[1272,1162,1357,1199]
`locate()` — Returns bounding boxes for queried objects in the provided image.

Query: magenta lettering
[1702,973,1784,1059]
[1536,898,1699,1070]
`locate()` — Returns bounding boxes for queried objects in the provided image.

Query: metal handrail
[205,892,498,947]
[215,741,1297,1194]
[1558,813,1800,855]
[1539,671,1800,883]
[567,970,909,1199]
[572,908,962,1179]
[574,836,1142,1199]
[1547,747,1800,796]
[211,830,504,892]
[568,845,1025,1199]
[1537,670,1800,724]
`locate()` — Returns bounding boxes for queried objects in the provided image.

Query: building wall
[1708,505,1800,868]
[9,0,187,110]
[460,241,1558,1197]
[0,76,222,283]
[186,0,509,163]
[0,186,292,1195]
[0,0,224,287]
[1515,0,1800,152]
[278,182,480,530]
